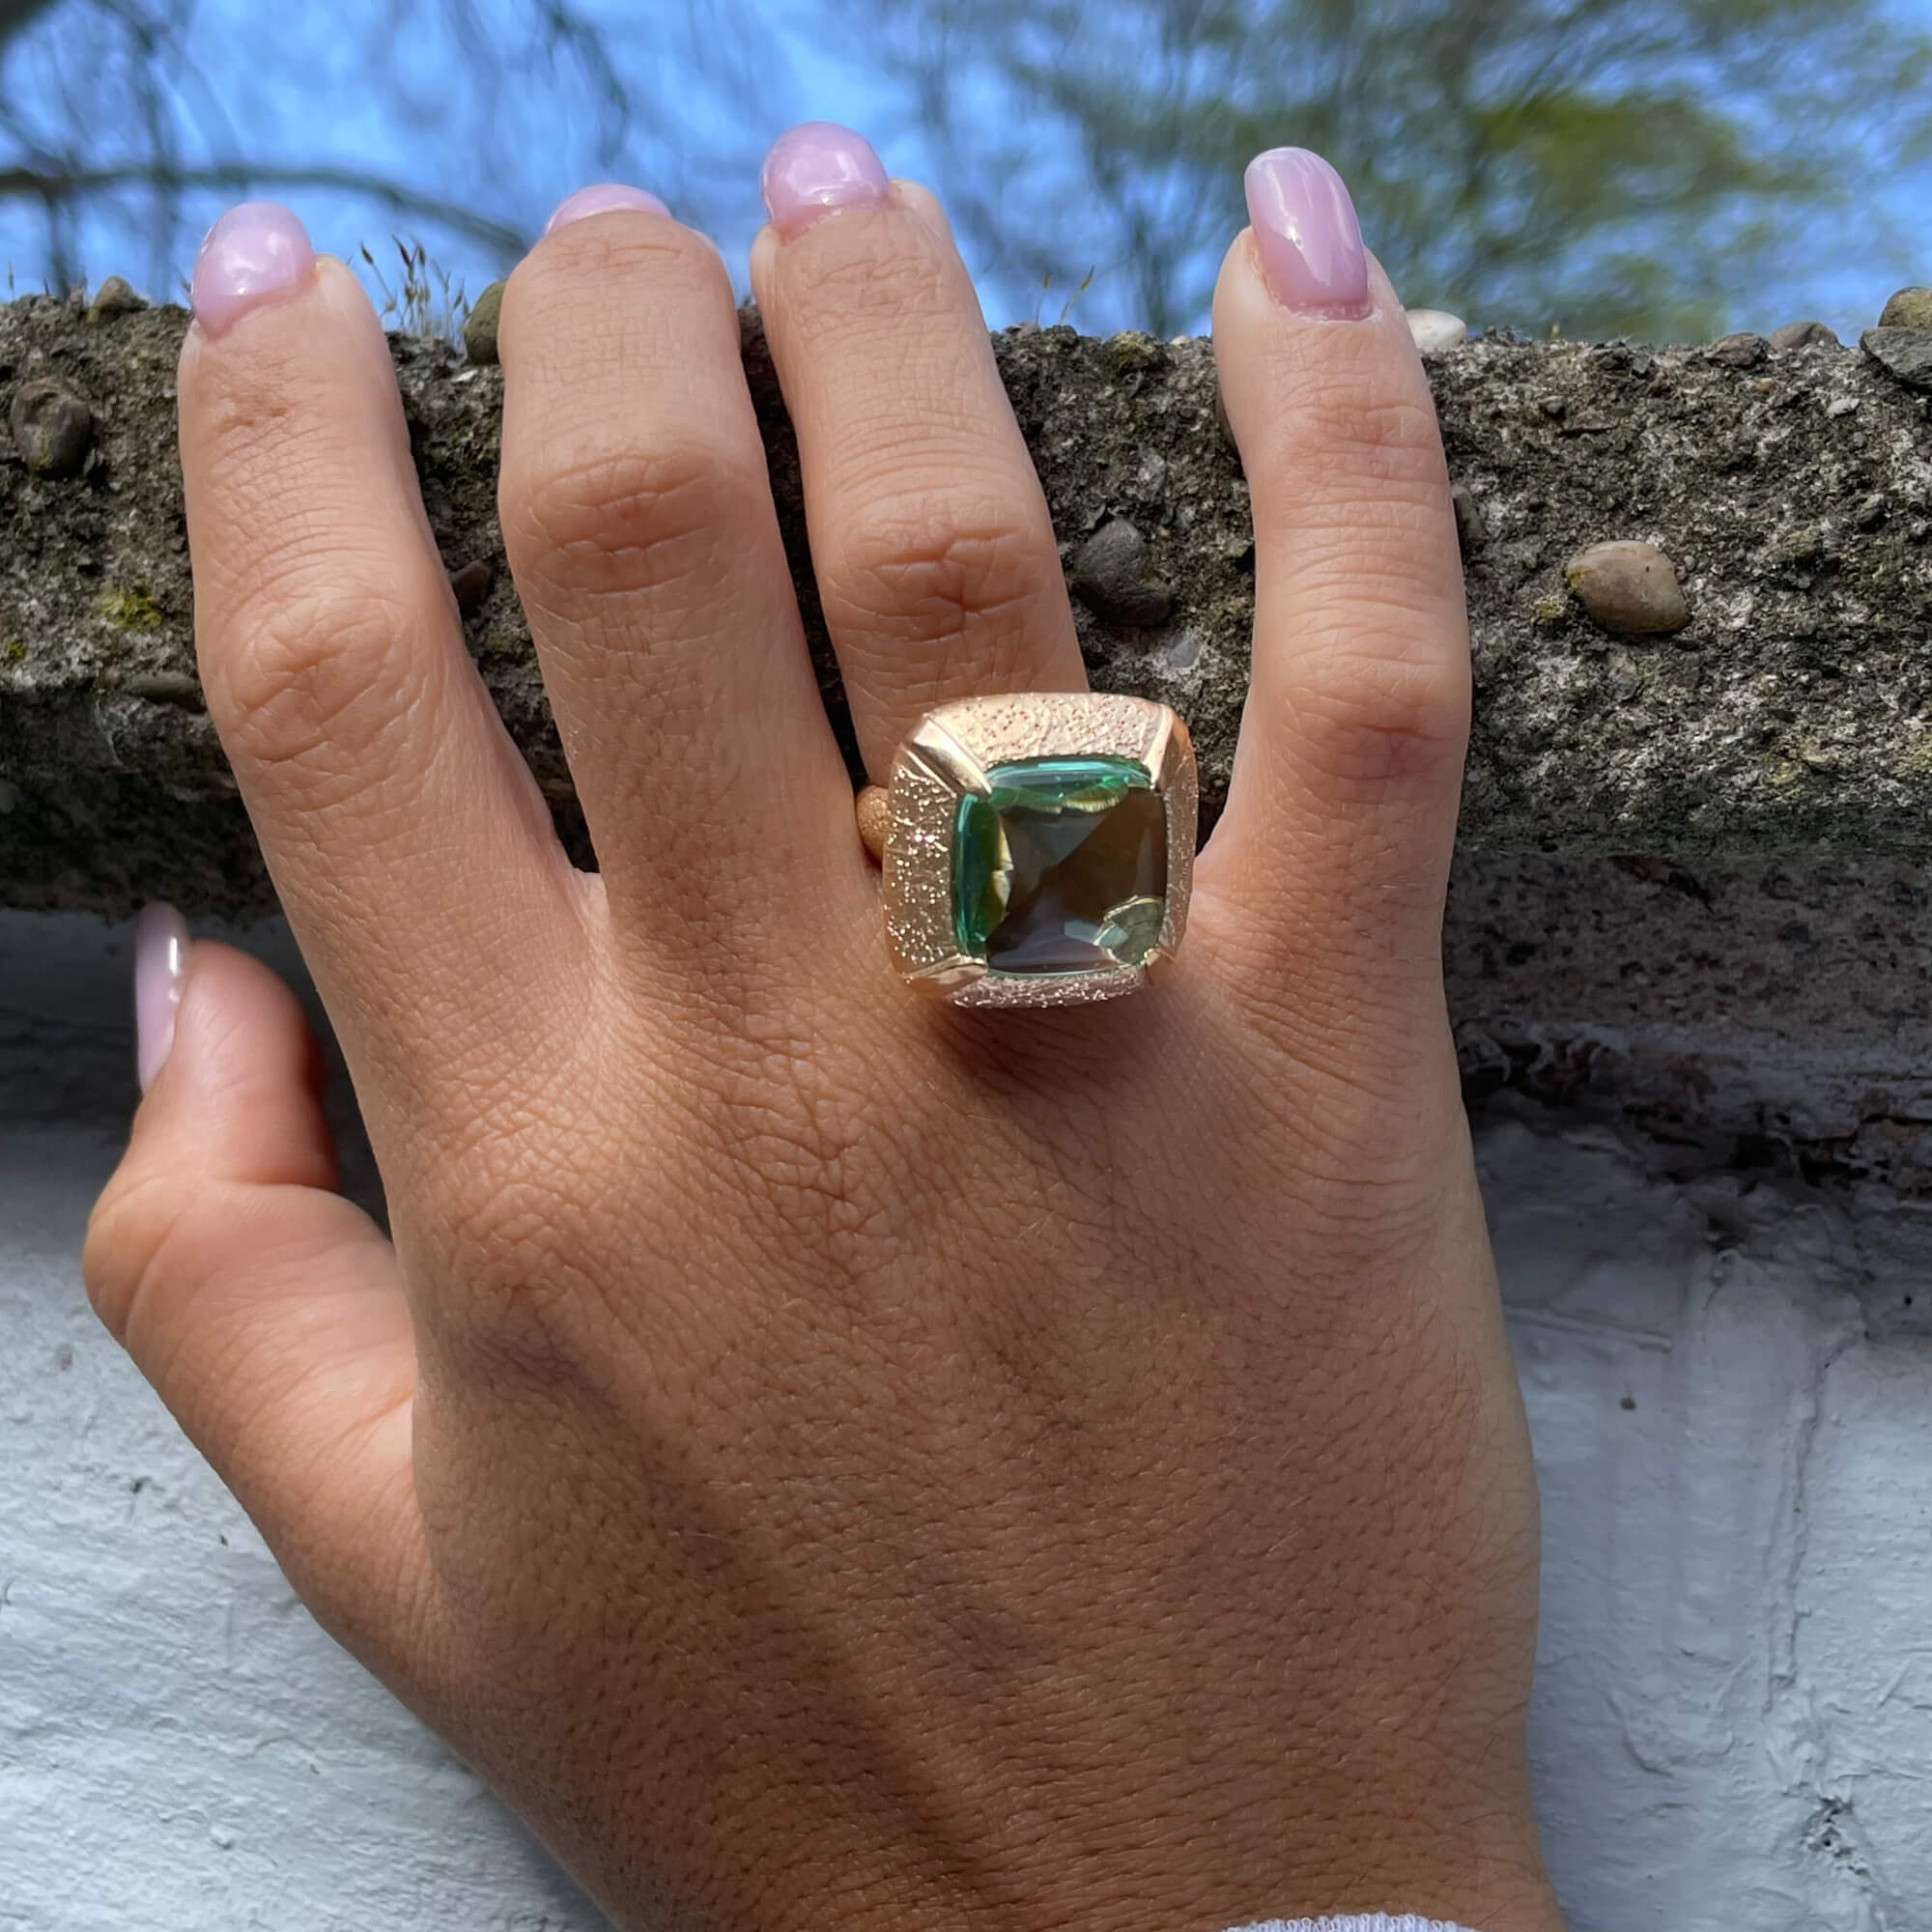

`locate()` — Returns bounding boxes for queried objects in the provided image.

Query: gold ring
[858,693,1197,1008]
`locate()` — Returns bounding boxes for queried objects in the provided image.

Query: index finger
[180,206,582,1143]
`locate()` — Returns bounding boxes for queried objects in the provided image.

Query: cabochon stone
[954,758,1166,975]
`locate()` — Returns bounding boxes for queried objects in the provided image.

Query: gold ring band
[864,693,1197,1009]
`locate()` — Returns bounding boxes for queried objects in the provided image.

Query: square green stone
[952,756,1168,976]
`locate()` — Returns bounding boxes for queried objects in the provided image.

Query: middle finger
[751,124,1088,781]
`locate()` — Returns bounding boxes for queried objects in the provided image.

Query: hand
[87,130,1559,1932]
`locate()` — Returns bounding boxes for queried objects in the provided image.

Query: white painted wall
[6,913,1932,1931]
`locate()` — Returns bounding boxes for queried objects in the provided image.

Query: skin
[84,164,1565,1932]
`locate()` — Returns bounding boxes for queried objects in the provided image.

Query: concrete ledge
[6,296,1932,1179]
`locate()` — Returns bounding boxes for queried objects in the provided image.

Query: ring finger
[749,124,1087,781]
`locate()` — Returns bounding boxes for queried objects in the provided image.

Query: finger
[497,185,860,955]
[1198,150,1469,1024]
[82,913,436,1675]
[181,205,582,1127]
[751,126,1086,780]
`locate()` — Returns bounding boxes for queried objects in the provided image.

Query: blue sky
[1,1,923,314]
[3,0,1930,338]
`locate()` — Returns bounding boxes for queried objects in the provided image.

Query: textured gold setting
[876,693,1197,1009]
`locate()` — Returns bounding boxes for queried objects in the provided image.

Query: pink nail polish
[1243,149,1372,321]
[190,202,314,336]
[545,184,670,234]
[759,122,890,241]
[134,903,189,1095]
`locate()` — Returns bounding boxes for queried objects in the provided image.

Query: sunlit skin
[86,128,1565,1932]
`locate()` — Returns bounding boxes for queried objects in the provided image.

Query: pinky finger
[83,913,438,1677]
[1200,150,1469,1037]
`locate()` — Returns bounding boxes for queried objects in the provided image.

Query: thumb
[83,909,435,1677]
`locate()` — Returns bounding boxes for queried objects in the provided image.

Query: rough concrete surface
[5,296,1932,923]
[8,296,1932,1179]
[10,911,1932,1932]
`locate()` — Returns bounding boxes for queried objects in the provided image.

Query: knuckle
[82,1167,196,1348]
[503,437,753,602]
[81,1177,145,1341]
[825,497,1055,655]
[1288,632,1469,790]
[422,1173,550,1293]
[420,1171,585,1372]
[1236,1055,1450,1255]
[409,1076,625,1378]
[783,229,953,336]
[210,576,437,797]
[515,219,721,320]
[1293,381,1448,490]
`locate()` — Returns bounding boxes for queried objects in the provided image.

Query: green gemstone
[951,756,1168,975]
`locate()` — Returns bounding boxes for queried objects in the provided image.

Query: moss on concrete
[93,582,164,631]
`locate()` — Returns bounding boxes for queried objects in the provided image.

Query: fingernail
[545,184,670,234]
[1243,148,1372,321]
[190,202,315,336]
[134,903,190,1095]
[759,122,891,241]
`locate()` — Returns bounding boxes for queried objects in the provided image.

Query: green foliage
[862,0,1932,338]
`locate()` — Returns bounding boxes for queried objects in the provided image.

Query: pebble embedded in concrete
[1769,320,1841,350]
[1068,518,1173,628]
[447,558,494,615]
[1861,327,1932,391]
[1564,540,1691,637]
[85,275,148,324]
[1878,287,1932,329]
[1451,482,1489,553]
[462,279,505,366]
[1707,331,1768,368]
[1407,308,1467,353]
[10,377,94,477]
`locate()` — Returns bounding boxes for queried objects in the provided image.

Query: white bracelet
[1226,1917,1483,1932]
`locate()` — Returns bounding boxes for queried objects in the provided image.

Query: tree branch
[0,162,530,261]
[0,0,59,38]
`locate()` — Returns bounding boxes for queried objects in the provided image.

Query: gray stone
[448,558,495,615]
[85,275,148,324]
[1067,518,1173,628]
[1861,327,1932,391]
[1770,320,1841,350]
[1708,331,1768,368]
[1407,308,1468,354]
[9,378,94,477]
[462,279,505,366]
[1564,540,1691,637]
[1878,287,1932,330]
[1451,482,1489,553]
